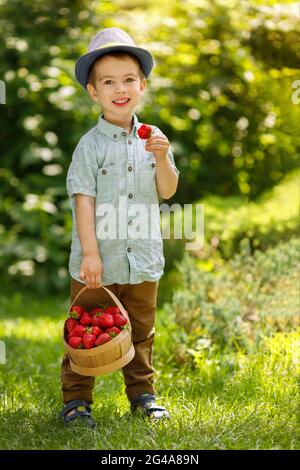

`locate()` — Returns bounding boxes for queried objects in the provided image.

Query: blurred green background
[0,0,299,300]
[0,0,299,450]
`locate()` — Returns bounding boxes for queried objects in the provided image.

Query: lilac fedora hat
[75,27,154,89]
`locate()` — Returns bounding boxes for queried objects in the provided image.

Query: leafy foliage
[164,236,299,363]
[0,0,299,292]
[159,169,299,304]
[142,0,300,201]
[192,168,299,258]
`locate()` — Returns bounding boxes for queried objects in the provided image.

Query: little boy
[59,27,179,427]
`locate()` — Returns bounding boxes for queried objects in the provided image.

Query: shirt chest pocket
[96,165,119,203]
[138,160,156,196]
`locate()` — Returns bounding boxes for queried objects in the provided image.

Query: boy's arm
[155,157,179,200]
[75,193,103,289]
[144,128,179,200]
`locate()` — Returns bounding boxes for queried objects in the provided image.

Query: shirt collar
[97,112,140,140]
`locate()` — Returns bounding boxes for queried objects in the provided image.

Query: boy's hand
[80,254,103,289]
[145,133,170,163]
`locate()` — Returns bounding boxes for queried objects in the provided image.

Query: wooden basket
[63,285,135,376]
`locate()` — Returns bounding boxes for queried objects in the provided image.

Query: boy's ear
[87,83,99,103]
[140,78,147,93]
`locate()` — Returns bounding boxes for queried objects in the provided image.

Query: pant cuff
[126,386,156,402]
[63,392,93,404]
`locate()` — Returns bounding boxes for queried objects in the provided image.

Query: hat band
[90,41,135,52]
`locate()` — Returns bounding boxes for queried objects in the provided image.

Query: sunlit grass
[0,291,298,450]
[3,318,62,340]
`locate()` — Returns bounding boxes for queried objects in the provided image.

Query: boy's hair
[87,51,146,87]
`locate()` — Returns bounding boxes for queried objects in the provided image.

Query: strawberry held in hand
[138,124,152,139]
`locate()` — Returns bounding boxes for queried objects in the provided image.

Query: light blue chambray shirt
[66,112,180,286]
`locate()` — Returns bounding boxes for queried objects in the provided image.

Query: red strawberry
[65,317,78,333]
[104,306,120,315]
[98,313,114,328]
[70,305,85,319]
[107,326,121,337]
[68,336,82,349]
[89,307,104,316]
[114,313,128,327]
[95,333,112,346]
[80,312,93,326]
[138,124,152,139]
[69,325,86,338]
[87,326,102,336]
[82,333,96,349]
[91,314,102,327]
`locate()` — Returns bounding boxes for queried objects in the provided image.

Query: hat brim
[75,45,154,89]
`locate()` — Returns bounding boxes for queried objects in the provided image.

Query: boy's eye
[104,78,135,85]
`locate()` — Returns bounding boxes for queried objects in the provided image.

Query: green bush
[202,169,300,258]
[1,1,300,294]
[162,168,299,271]
[163,236,299,365]
[159,169,299,305]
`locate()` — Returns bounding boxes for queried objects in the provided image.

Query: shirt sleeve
[66,144,98,198]
[151,125,180,177]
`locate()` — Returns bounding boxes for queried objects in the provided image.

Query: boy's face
[87,55,146,120]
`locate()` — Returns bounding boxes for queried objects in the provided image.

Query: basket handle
[69,285,130,322]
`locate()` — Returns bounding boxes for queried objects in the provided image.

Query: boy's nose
[115,83,127,92]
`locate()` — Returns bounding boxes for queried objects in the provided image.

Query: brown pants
[61,277,159,404]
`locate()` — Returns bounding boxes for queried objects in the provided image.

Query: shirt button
[128,139,132,145]
[151,162,156,168]
[101,169,107,175]
[127,247,131,252]
[122,131,127,137]
[128,166,132,171]
[128,220,133,225]
[128,193,133,199]
[113,134,118,139]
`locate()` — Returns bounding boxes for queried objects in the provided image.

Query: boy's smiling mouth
[112,98,130,106]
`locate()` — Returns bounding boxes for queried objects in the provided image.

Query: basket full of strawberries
[63,286,135,376]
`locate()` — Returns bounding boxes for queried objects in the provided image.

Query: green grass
[0,291,299,450]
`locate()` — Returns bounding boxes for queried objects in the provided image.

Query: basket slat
[69,344,135,376]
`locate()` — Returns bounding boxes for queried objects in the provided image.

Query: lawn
[0,290,298,450]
